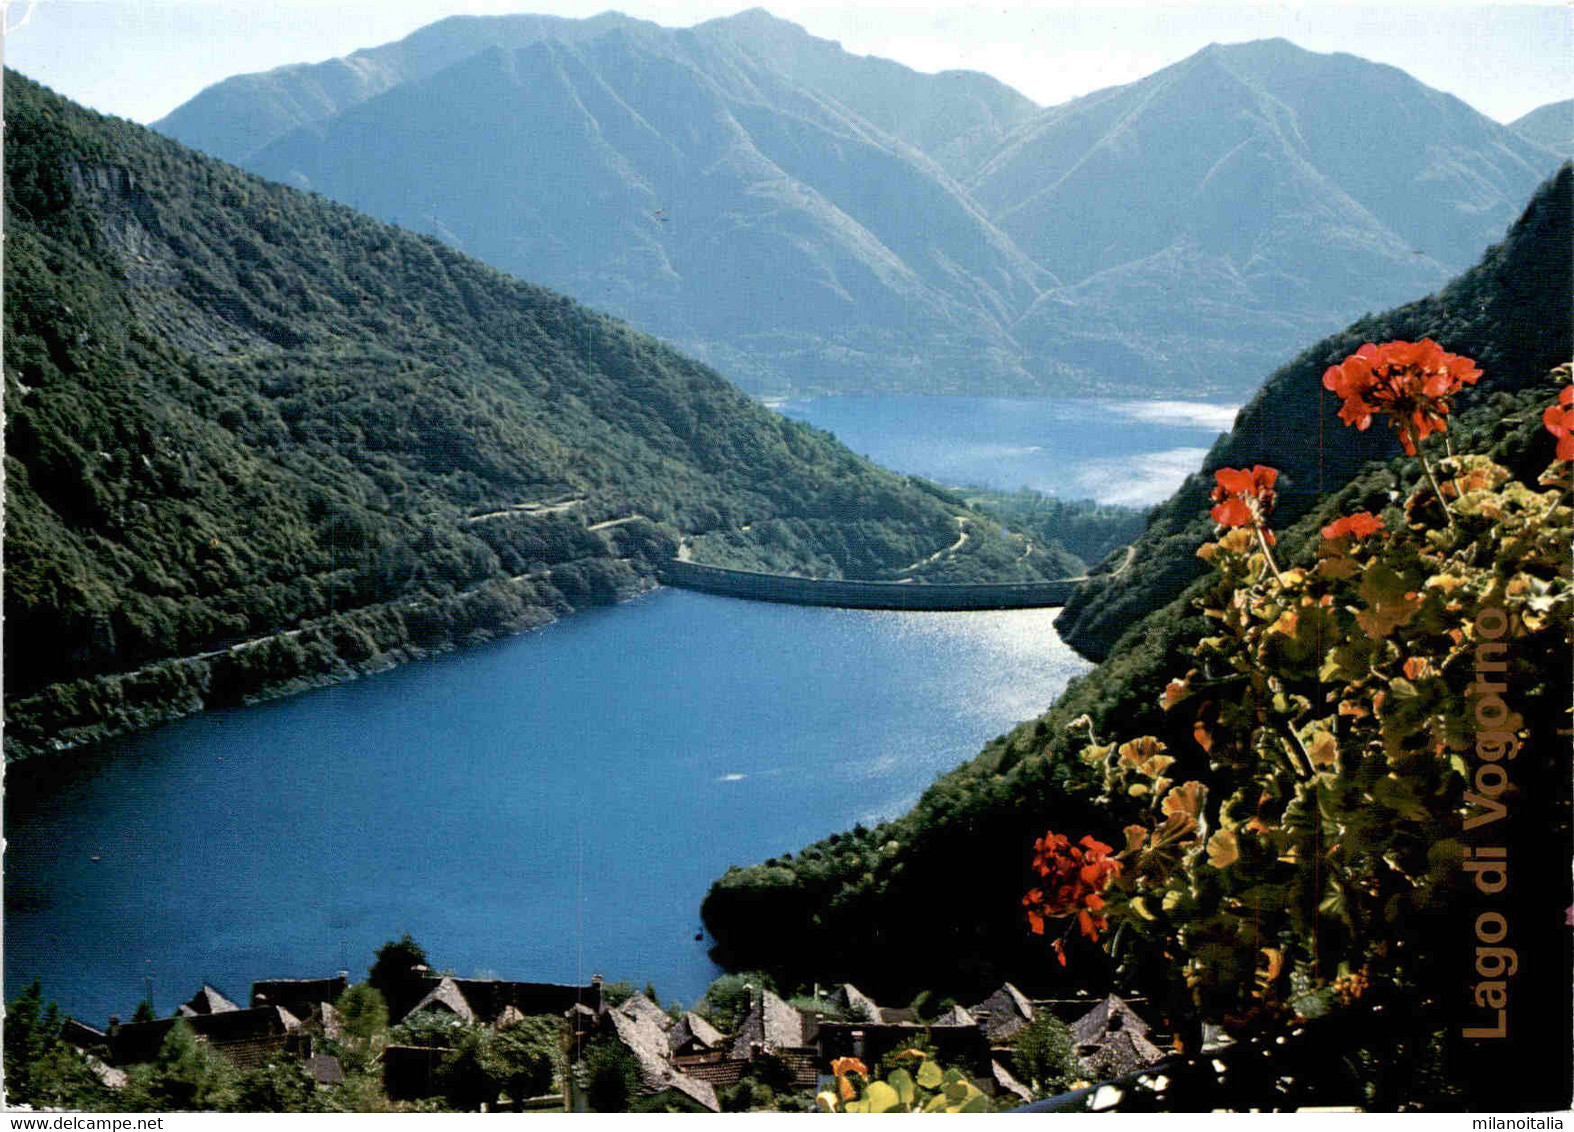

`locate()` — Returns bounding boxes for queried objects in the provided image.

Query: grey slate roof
[670,1011,726,1054]
[992,1059,1033,1103]
[180,984,242,1016]
[831,983,882,1023]
[608,1007,719,1112]
[1076,1027,1167,1082]
[1070,994,1150,1046]
[250,975,348,1019]
[305,1053,346,1086]
[729,988,807,1059]
[934,1003,977,1028]
[1070,995,1165,1082]
[971,982,1035,1042]
[617,993,673,1032]
[403,976,477,1024]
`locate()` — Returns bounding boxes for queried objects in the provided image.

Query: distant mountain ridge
[1512,98,1573,155]
[154,11,1564,397]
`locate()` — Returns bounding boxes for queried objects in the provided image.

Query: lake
[4,591,1089,1024]
[4,395,1231,1024]
[774,395,1239,506]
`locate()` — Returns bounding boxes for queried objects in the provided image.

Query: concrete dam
[660,558,1082,611]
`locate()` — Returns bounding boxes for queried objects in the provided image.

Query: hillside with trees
[1055,163,1573,660]
[700,166,1572,1090]
[1,71,1081,760]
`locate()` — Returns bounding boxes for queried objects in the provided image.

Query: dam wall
[660,559,1080,610]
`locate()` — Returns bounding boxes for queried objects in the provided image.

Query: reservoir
[5,590,1089,1024]
[4,395,1230,1024]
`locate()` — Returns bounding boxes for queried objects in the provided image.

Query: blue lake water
[5,395,1231,1025]
[774,395,1239,506]
[4,590,1089,1025]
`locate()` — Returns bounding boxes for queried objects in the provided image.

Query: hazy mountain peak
[1512,98,1573,154]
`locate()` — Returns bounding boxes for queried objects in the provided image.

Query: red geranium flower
[1322,339,1482,455]
[1321,512,1385,541]
[1210,465,1278,542]
[1543,385,1574,462]
[1024,830,1122,946]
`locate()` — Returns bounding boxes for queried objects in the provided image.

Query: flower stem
[1415,446,1455,527]
[1254,525,1285,585]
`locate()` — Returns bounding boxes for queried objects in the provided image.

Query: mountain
[1054,161,1573,659]
[971,39,1559,393]
[235,24,1051,395]
[1,71,1058,759]
[700,162,1572,1003]
[155,15,1563,397]
[1511,98,1573,155]
[150,11,655,164]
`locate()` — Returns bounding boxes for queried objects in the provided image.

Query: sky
[3,0,1570,128]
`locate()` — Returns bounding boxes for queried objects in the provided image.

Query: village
[54,960,1178,1113]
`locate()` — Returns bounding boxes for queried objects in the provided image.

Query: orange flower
[1321,512,1384,541]
[1210,466,1279,542]
[1322,339,1481,455]
[1543,385,1574,461]
[1023,830,1122,947]
[831,1057,868,1079]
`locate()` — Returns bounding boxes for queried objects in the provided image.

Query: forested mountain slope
[1,72,1050,759]
[700,163,1572,1000]
[1056,162,1573,660]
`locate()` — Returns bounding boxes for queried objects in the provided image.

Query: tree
[578,1035,640,1113]
[441,1016,562,1110]
[3,982,105,1110]
[126,1019,239,1111]
[698,971,773,1032]
[1011,1014,1079,1098]
[334,983,388,1045]
[368,933,428,1008]
[230,1059,322,1112]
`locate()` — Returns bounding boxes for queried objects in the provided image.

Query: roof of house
[413,977,601,1024]
[305,1053,346,1086]
[109,1006,300,1066]
[608,1006,719,1112]
[831,984,882,1023]
[250,976,347,1016]
[1075,1027,1167,1082]
[670,1011,726,1053]
[617,994,673,1032]
[992,1059,1034,1104]
[403,977,478,1025]
[934,1003,977,1028]
[493,1004,527,1030]
[1070,994,1150,1046]
[180,984,242,1016]
[972,983,1035,1042]
[62,1018,108,1048]
[729,989,806,1059]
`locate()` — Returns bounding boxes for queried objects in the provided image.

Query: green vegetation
[966,491,1150,574]
[1056,164,1573,660]
[701,165,1573,1011]
[2,70,1099,761]
[820,1052,994,1113]
[1009,1014,1079,1098]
